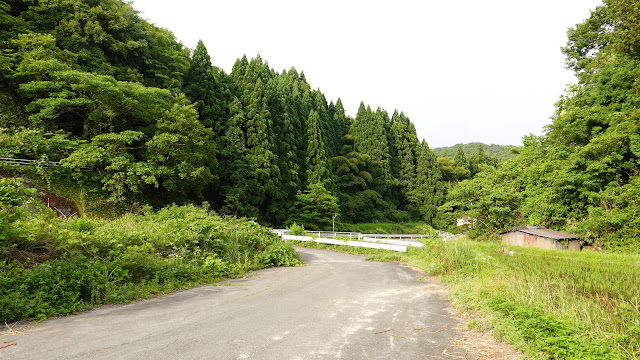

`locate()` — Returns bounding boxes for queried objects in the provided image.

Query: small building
[501,226,581,251]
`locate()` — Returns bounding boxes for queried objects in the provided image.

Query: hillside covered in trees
[2,0,639,252]
[1,0,496,230]
[433,143,517,162]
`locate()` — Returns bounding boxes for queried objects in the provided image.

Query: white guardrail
[272,229,434,252]
[0,157,92,171]
[272,229,465,251]
[359,236,424,248]
[281,234,408,252]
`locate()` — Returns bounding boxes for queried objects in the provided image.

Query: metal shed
[501,226,581,251]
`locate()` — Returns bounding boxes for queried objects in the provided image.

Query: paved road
[1,247,472,359]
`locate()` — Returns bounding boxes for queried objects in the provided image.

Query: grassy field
[292,237,640,359]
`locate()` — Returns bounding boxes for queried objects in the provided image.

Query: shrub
[288,222,306,236]
[0,192,301,323]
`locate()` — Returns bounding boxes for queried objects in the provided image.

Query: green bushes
[487,296,619,359]
[288,222,306,236]
[0,179,300,323]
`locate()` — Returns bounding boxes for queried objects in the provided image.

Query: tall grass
[397,239,640,359]
[1,179,301,323]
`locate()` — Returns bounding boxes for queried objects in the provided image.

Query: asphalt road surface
[1,247,478,359]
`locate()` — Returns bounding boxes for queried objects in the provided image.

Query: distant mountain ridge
[432,142,518,161]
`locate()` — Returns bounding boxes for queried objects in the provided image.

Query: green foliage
[288,222,306,236]
[487,297,620,359]
[442,1,640,249]
[437,156,470,183]
[145,94,216,200]
[351,103,392,196]
[0,127,79,161]
[0,0,454,229]
[409,140,443,223]
[293,182,339,230]
[390,110,418,203]
[338,190,389,223]
[183,40,226,130]
[0,194,301,323]
[305,110,330,185]
[433,142,517,162]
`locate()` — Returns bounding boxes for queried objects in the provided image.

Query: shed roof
[506,226,579,240]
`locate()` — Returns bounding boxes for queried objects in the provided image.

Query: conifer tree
[294,110,339,229]
[454,145,471,180]
[230,55,248,85]
[265,75,300,223]
[243,77,276,219]
[351,103,392,196]
[183,40,224,130]
[220,97,254,217]
[333,98,350,145]
[306,110,330,184]
[391,111,417,205]
[410,140,443,223]
[293,182,339,230]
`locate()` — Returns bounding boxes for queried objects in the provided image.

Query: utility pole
[332,214,337,233]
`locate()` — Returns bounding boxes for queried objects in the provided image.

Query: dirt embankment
[0,170,80,218]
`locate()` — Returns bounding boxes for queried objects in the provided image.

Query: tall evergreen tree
[390,110,419,208]
[294,110,339,229]
[351,103,392,196]
[333,98,351,146]
[410,140,443,223]
[243,77,276,219]
[454,145,471,179]
[230,55,248,85]
[220,97,254,217]
[305,110,330,185]
[183,40,223,129]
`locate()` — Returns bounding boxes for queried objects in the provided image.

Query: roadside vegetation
[0,178,300,324]
[293,237,640,359]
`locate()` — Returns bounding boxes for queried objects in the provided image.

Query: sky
[130,0,604,148]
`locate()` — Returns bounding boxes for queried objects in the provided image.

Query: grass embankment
[0,178,301,324]
[294,237,640,359]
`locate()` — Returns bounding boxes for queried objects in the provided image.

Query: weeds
[0,179,301,323]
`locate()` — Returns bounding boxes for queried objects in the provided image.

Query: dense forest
[1,0,640,251]
[0,0,494,230]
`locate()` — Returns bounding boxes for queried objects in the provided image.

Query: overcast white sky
[131,0,603,148]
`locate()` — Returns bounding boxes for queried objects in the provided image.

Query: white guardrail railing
[0,157,92,171]
[271,229,436,252]
[280,234,408,252]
